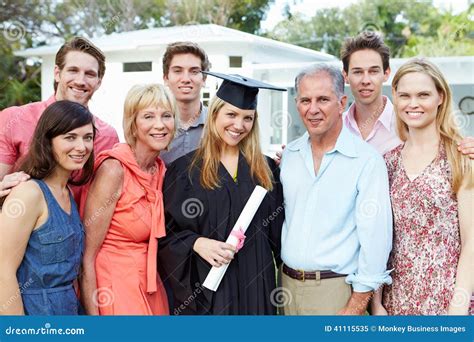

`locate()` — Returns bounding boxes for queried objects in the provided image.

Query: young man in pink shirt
[0,37,119,197]
[340,31,474,156]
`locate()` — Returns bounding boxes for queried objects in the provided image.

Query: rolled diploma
[202,185,268,291]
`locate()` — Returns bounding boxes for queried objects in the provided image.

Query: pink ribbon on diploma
[230,227,246,252]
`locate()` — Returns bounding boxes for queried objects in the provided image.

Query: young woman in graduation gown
[159,73,284,315]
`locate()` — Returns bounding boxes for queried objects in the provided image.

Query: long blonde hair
[392,58,473,193]
[191,97,273,190]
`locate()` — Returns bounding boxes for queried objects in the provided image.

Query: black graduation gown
[158,151,283,315]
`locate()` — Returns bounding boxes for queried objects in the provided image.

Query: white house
[16,25,473,155]
[16,24,336,152]
[253,56,473,154]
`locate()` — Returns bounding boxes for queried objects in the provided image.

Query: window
[202,91,210,107]
[229,56,242,68]
[287,87,305,143]
[123,62,152,72]
[270,91,283,145]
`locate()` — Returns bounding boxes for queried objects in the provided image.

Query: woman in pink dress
[371,58,473,315]
[80,84,176,315]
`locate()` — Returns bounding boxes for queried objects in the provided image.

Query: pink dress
[80,143,169,315]
[382,143,461,315]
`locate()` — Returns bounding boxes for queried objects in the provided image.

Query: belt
[283,264,346,282]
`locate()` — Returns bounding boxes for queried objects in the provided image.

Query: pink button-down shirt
[0,95,119,169]
[343,96,402,155]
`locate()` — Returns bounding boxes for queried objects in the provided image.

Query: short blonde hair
[123,84,178,147]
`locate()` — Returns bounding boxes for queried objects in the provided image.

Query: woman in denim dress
[0,101,96,315]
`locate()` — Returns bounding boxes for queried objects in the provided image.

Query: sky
[260,0,471,31]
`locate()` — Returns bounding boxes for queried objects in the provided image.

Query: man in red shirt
[0,37,119,197]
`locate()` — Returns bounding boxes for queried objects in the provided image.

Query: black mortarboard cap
[202,71,286,110]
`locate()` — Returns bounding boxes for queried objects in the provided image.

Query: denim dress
[16,179,84,315]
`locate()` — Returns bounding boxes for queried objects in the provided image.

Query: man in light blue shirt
[280,64,392,315]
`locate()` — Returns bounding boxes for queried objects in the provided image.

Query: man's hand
[273,144,286,166]
[338,291,373,315]
[0,172,30,198]
[458,137,474,160]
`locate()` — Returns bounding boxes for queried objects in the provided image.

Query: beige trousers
[281,270,352,315]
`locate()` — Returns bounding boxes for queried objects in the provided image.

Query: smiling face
[344,49,390,107]
[394,71,443,131]
[215,102,255,149]
[54,51,102,107]
[51,124,94,172]
[134,106,175,154]
[163,53,205,104]
[296,72,347,140]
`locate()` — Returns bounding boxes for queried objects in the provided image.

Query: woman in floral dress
[371,58,473,315]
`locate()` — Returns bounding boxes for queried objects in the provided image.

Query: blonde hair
[191,97,273,190]
[123,84,178,147]
[392,58,473,193]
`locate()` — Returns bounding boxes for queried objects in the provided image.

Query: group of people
[0,31,472,316]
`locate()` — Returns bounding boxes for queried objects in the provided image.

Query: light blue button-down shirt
[280,124,392,292]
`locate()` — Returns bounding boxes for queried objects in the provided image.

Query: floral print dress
[382,143,461,315]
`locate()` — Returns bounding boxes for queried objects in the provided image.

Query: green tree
[0,0,272,108]
[269,8,354,55]
[164,0,273,33]
[1,0,42,108]
[402,5,474,57]
[266,0,473,58]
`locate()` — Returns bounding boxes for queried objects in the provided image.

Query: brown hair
[392,58,473,193]
[341,31,390,73]
[54,37,106,92]
[190,97,273,190]
[20,100,96,186]
[162,41,210,78]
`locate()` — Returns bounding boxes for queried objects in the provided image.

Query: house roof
[15,24,336,61]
